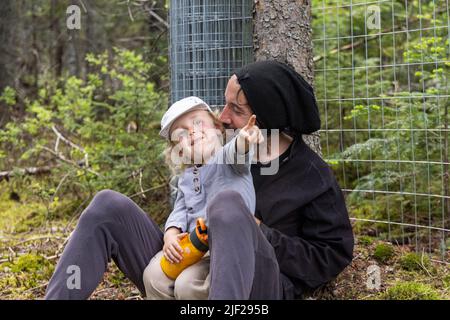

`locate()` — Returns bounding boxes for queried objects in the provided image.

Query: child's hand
[163,231,187,264]
[236,115,264,154]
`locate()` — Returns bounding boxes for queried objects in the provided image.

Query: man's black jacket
[251,136,354,298]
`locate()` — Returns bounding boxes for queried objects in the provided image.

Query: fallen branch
[41,146,100,177]
[43,254,60,261]
[0,165,57,182]
[129,184,166,199]
[52,126,89,167]
[10,235,64,248]
[22,281,49,294]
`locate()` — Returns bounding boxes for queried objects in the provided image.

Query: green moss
[357,236,374,246]
[8,253,55,288]
[443,274,450,290]
[373,243,394,263]
[0,194,47,233]
[383,281,441,300]
[10,253,49,273]
[0,274,19,289]
[1,253,55,292]
[15,210,47,233]
[0,187,76,233]
[400,252,430,271]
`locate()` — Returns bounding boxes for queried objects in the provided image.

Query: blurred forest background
[0,0,449,299]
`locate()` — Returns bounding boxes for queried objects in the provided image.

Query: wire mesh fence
[168,0,449,262]
[312,0,449,261]
[169,0,254,107]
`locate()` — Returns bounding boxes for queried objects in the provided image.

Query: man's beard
[222,123,234,130]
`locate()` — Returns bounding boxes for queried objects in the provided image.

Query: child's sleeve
[164,186,187,233]
[217,135,255,175]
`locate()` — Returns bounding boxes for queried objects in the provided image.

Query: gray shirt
[165,135,255,233]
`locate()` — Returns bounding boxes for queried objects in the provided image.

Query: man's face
[220,75,253,129]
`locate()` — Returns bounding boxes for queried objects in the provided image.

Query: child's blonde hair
[163,109,224,175]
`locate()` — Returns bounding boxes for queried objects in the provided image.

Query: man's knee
[79,189,130,225]
[207,190,250,226]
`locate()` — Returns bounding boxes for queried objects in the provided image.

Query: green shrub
[400,252,430,271]
[373,243,394,263]
[0,48,170,216]
[383,281,441,300]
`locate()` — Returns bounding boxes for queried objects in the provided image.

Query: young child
[143,96,263,300]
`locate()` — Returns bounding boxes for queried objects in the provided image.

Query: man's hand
[236,115,264,155]
[254,217,261,226]
[163,228,187,264]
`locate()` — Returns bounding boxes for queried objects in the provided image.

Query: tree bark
[253,0,322,156]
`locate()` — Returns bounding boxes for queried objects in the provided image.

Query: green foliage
[373,243,394,263]
[0,48,170,209]
[400,252,430,271]
[9,254,50,273]
[443,274,450,290]
[0,86,16,106]
[1,253,54,292]
[382,281,441,300]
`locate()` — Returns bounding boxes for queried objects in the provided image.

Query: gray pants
[44,189,283,299]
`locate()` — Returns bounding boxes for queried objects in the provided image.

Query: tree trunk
[0,0,16,92]
[253,0,322,156]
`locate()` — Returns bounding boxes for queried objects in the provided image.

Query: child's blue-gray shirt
[164,136,255,233]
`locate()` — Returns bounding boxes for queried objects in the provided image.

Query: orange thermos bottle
[160,218,209,280]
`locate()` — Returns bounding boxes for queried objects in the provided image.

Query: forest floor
[0,188,449,300]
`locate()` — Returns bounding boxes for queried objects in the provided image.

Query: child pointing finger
[236,115,264,155]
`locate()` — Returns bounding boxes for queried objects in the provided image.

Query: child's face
[169,109,222,164]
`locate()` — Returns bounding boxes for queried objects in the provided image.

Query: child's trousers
[143,251,210,300]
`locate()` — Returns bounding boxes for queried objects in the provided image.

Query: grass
[400,252,431,272]
[373,243,395,263]
[382,281,441,300]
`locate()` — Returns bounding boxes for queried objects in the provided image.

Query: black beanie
[234,60,320,134]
